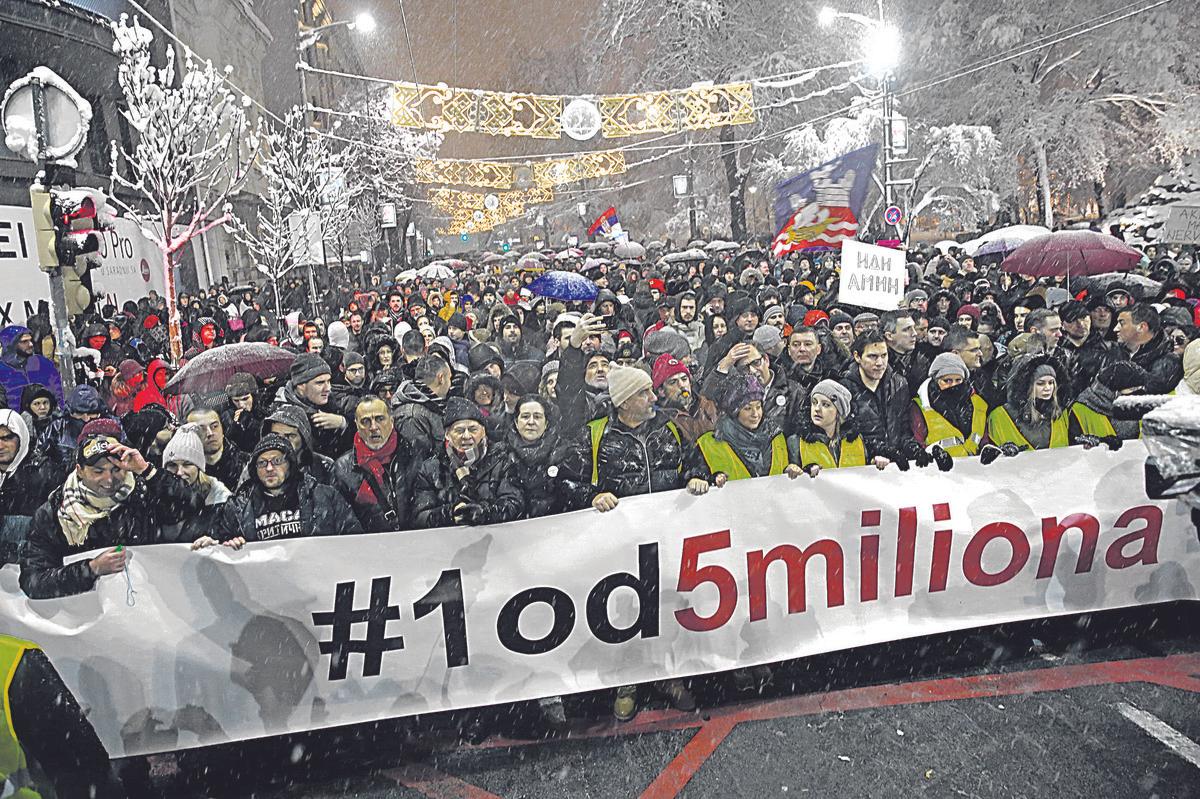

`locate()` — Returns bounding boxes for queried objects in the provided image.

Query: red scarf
[354,430,399,504]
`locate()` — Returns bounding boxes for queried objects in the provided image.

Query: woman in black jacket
[505,395,576,519]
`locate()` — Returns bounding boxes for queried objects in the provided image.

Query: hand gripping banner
[1,444,1197,757]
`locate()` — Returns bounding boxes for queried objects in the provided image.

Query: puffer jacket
[1061,329,1115,396]
[839,365,915,449]
[505,426,579,519]
[409,444,524,529]
[0,410,59,564]
[19,467,202,599]
[560,409,706,505]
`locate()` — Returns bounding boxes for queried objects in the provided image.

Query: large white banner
[2,444,1197,758]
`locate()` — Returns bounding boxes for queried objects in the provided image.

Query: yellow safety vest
[696,432,789,480]
[986,405,1069,450]
[0,636,43,799]
[798,435,867,469]
[1069,403,1119,438]
[588,417,682,486]
[915,384,987,457]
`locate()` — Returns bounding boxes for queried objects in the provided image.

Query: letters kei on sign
[839,239,907,310]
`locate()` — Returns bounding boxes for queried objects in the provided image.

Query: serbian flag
[771,144,878,258]
[588,206,628,242]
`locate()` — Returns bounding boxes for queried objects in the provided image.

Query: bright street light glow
[353,12,376,33]
[863,23,901,75]
[818,7,838,26]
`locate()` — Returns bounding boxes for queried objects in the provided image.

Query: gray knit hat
[928,352,969,380]
[607,363,653,408]
[289,352,331,386]
[811,379,852,421]
[162,424,206,472]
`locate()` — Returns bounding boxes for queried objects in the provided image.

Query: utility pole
[687,149,698,242]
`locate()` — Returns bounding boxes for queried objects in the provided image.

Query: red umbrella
[1001,231,1142,280]
[164,342,296,395]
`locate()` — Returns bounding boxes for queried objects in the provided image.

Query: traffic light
[48,188,114,317]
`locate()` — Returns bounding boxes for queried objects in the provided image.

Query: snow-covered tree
[902,124,1012,235]
[230,109,365,318]
[589,0,852,240]
[108,15,258,363]
[1105,157,1200,248]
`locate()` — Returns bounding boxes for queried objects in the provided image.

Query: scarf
[57,469,136,547]
[354,430,399,505]
[447,438,487,470]
[714,415,778,477]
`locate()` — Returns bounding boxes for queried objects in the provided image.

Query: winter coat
[389,380,446,463]
[206,440,250,492]
[839,365,915,449]
[987,354,1073,451]
[555,345,610,435]
[560,409,705,505]
[702,367,801,435]
[216,473,361,542]
[1120,331,1183,396]
[272,383,354,459]
[160,476,232,544]
[505,426,577,519]
[0,326,63,406]
[889,346,932,399]
[1061,329,1116,396]
[19,467,202,599]
[332,441,415,532]
[1068,383,1141,441]
[409,444,524,529]
[18,383,56,443]
[0,411,59,564]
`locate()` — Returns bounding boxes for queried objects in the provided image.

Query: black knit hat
[289,353,331,386]
[443,396,485,427]
[1058,300,1088,324]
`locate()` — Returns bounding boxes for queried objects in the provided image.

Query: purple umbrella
[1001,231,1142,282]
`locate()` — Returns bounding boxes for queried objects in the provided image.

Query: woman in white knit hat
[157,424,231,544]
[788,379,892,475]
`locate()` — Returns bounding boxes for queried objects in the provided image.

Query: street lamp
[819,3,904,238]
[295,6,376,128]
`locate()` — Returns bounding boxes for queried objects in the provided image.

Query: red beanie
[803,309,830,328]
[648,277,666,294]
[651,352,690,390]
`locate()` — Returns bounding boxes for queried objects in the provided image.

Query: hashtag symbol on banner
[311,577,405,680]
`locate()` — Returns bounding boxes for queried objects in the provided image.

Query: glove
[1077,434,1101,449]
[1000,443,1022,458]
[979,444,1002,466]
[1101,435,1123,451]
[931,445,954,472]
[901,440,932,468]
[453,502,485,525]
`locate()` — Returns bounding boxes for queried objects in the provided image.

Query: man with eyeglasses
[199,434,360,550]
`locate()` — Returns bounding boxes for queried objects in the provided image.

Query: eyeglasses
[256,456,287,470]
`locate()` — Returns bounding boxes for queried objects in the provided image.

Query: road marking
[382,764,503,799]
[1117,702,1200,770]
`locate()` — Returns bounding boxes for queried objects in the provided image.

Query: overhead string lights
[388,79,757,141]
[414,151,627,191]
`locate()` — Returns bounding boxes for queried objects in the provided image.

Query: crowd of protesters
[1,233,1197,738]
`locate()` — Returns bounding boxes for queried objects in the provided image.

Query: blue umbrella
[528,269,599,301]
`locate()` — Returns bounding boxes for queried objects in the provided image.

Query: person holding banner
[986,355,1074,451]
[19,436,201,600]
[911,353,988,460]
[789,379,890,474]
[696,374,804,485]
[410,398,524,529]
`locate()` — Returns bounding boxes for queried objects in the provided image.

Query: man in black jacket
[1115,305,1183,395]
[199,434,361,548]
[333,395,412,531]
[410,398,523,528]
[839,330,914,450]
[19,435,201,599]
[391,354,452,463]
[186,405,249,491]
[263,404,338,486]
[1059,300,1115,396]
[882,309,930,398]
[274,353,354,459]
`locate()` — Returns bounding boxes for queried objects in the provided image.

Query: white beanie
[327,320,350,349]
[607,364,653,408]
[163,425,206,472]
